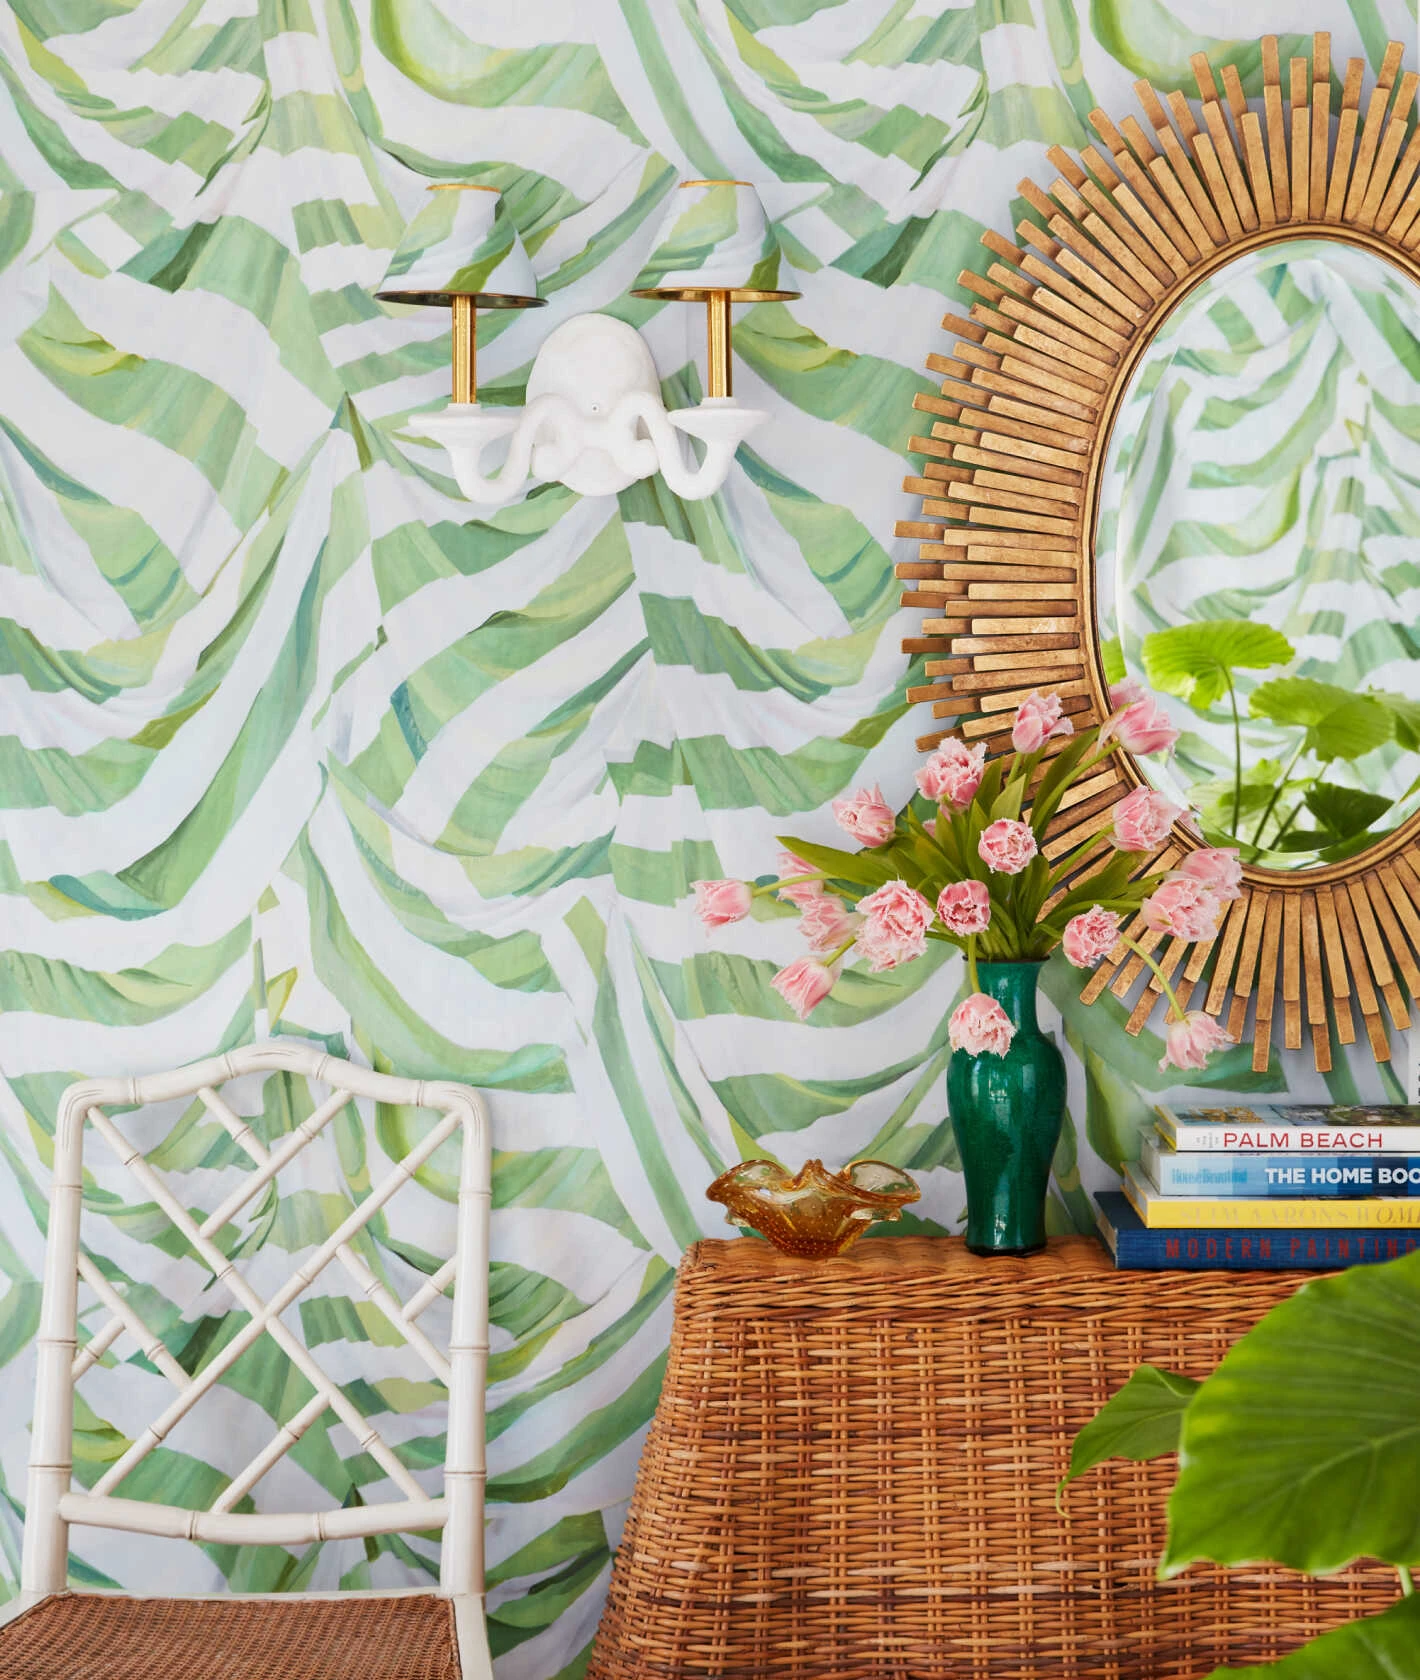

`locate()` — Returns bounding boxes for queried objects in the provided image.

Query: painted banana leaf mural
[0,2,1412,1675]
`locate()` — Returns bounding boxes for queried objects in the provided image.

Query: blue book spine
[1142,1140,1420,1198]
[1095,1191,1420,1271]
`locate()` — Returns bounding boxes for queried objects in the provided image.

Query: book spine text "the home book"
[1141,1140,1420,1197]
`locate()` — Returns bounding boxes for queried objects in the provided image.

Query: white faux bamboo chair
[0,1041,493,1680]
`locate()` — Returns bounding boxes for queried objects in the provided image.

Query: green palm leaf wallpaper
[0,2,1413,1674]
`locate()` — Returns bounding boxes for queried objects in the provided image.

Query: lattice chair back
[19,1042,491,1673]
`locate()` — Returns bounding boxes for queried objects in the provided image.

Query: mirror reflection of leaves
[1109,619,1419,865]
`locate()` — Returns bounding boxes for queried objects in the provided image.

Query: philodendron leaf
[1248,678,1393,762]
[1370,688,1420,752]
[1101,634,1126,686]
[1058,1364,1200,1506]
[1191,759,1290,836]
[1194,1595,1420,1679]
[1163,1250,1420,1579]
[1143,620,1294,710]
[1302,782,1392,841]
[1269,829,1330,852]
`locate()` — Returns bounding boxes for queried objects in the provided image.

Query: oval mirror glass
[1096,236,1420,872]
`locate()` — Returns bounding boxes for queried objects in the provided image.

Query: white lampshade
[376,184,544,309]
[630,180,799,301]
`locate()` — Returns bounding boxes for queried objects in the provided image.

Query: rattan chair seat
[0,1592,460,1679]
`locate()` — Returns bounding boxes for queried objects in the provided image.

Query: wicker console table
[588,1236,1395,1680]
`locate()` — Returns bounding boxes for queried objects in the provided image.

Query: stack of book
[1096,1102,1420,1270]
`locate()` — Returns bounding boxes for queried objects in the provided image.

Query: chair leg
[452,1594,493,1680]
[20,1464,71,1601]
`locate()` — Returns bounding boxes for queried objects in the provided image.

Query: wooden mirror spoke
[899,32,1420,1072]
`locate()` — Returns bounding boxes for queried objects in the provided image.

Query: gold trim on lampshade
[375,184,547,311]
[630,180,799,303]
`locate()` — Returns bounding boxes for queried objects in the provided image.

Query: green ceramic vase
[947,960,1066,1257]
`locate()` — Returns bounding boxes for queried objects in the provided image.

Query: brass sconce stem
[451,294,476,404]
[705,290,732,398]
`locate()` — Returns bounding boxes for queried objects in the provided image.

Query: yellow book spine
[1123,1176,1420,1229]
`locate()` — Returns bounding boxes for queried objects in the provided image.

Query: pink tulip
[772,956,836,1020]
[1172,847,1243,901]
[936,879,992,937]
[832,785,897,848]
[924,818,937,839]
[1160,1010,1233,1072]
[916,738,987,809]
[1140,877,1222,943]
[948,993,1017,1057]
[797,894,860,954]
[855,879,935,971]
[978,817,1038,875]
[694,879,752,930]
[1011,689,1074,754]
[1109,677,1145,708]
[1061,906,1122,968]
[776,849,824,909]
[1102,692,1179,756]
[1111,786,1184,851]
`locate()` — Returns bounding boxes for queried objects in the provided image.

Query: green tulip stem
[1069,741,1120,782]
[967,933,981,996]
[823,935,857,969]
[1119,935,1187,1024]
[1400,1565,1414,1597]
[755,872,824,898]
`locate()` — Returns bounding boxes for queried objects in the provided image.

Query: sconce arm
[418,394,583,506]
[608,394,766,501]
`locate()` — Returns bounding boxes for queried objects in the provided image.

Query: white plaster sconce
[376,181,799,505]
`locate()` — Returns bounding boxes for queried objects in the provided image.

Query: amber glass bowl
[705,1158,920,1258]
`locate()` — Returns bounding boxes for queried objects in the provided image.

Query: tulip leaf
[1029,732,1096,835]
[1193,1595,1420,1679]
[1040,852,1143,930]
[1163,1250,1420,1579]
[774,835,899,894]
[1142,620,1294,710]
[1248,678,1392,762]
[1058,1364,1200,1505]
[1302,783,1393,842]
[990,777,1026,822]
[975,756,1005,814]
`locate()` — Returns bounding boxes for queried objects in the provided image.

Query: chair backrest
[22,1042,491,1603]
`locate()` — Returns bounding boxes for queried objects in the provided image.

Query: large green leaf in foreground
[1164,1252,1420,1578]
[1057,1364,1199,1504]
[1198,1595,1420,1678]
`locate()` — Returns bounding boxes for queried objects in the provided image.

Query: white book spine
[1163,1123,1420,1153]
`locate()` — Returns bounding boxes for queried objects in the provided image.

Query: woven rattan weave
[588,1235,1398,1679]
[0,1591,459,1679]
